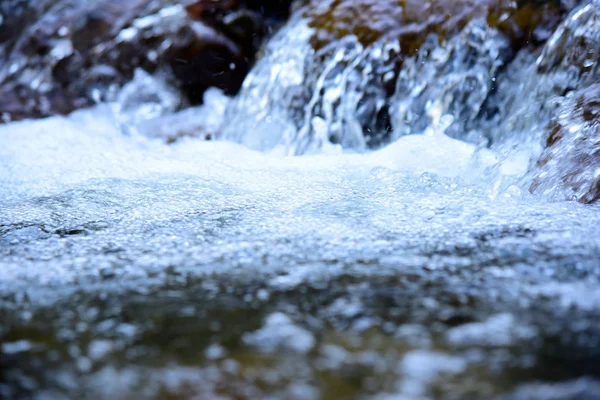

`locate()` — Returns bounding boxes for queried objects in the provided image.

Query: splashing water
[220,0,599,200]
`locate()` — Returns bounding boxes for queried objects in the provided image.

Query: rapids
[1,1,600,399]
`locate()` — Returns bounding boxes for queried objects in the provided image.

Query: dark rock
[531,82,600,203]
[0,0,55,53]
[0,0,293,122]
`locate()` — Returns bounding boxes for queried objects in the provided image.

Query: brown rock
[522,1,600,203]
[305,0,568,54]
[0,0,292,121]
[295,0,575,150]
[531,82,600,203]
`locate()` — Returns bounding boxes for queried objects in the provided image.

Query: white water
[0,87,525,204]
[2,98,600,399]
[1,88,599,309]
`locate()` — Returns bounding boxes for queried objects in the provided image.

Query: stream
[1,1,600,399]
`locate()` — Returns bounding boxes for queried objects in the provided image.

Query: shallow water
[1,105,600,399]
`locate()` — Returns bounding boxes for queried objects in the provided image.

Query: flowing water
[2,1,600,399]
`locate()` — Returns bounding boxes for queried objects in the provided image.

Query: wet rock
[478,0,599,137]
[306,0,568,53]
[222,0,577,154]
[177,0,294,102]
[467,0,600,202]
[531,82,600,203]
[304,0,575,145]
[388,19,509,144]
[0,0,54,53]
[0,0,292,122]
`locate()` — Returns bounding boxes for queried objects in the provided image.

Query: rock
[0,0,292,122]
[304,0,575,146]
[305,0,569,54]
[479,0,600,203]
[222,0,576,153]
[530,82,600,203]
[174,0,294,102]
[533,0,600,90]
[388,18,509,144]
[0,0,55,54]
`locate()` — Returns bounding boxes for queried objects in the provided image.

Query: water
[2,1,600,399]
[2,98,600,399]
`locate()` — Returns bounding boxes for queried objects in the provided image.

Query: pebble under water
[1,103,600,399]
